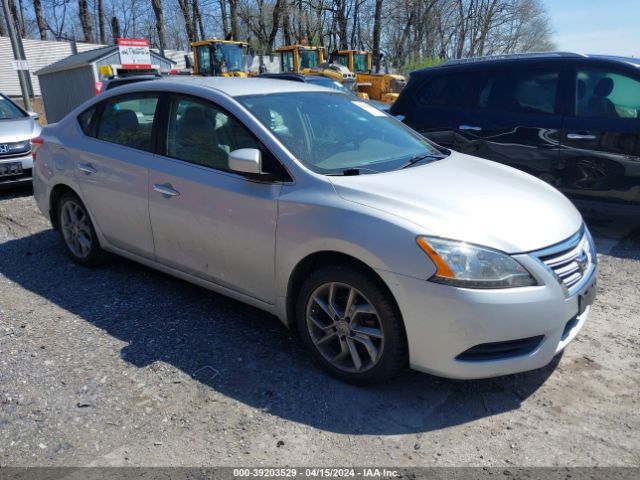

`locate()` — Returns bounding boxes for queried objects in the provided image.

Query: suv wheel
[58,192,106,266]
[297,265,407,384]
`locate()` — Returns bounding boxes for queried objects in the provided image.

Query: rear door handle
[153,183,180,197]
[567,132,596,140]
[78,163,97,174]
[459,124,482,131]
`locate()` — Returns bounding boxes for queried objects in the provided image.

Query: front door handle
[78,163,97,174]
[567,132,596,140]
[153,183,180,198]
[459,124,482,131]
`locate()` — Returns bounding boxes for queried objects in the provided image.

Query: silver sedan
[0,93,41,186]
[32,77,597,384]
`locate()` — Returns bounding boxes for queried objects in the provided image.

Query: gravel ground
[0,187,638,467]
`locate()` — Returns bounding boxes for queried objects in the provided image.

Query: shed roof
[35,45,175,76]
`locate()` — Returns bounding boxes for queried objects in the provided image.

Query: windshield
[299,50,320,69]
[238,92,444,175]
[0,95,26,120]
[353,54,369,73]
[216,44,244,71]
[304,76,352,94]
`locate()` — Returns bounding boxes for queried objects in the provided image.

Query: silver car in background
[32,78,597,384]
[0,93,41,187]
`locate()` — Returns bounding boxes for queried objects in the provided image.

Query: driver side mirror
[228,148,263,175]
[28,111,40,120]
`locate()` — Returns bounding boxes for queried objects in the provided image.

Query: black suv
[390,53,640,210]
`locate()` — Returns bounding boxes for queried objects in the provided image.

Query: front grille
[0,141,31,158]
[456,335,544,362]
[534,228,595,292]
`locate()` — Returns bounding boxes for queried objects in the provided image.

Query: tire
[57,192,107,266]
[296,264,408,385]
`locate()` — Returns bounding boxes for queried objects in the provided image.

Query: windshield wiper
[400,153,445,169]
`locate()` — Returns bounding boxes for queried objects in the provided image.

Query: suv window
[575,67,640,119]
[165,95,268,173]
[414,73,475,108]
[478,68,559,115]
[96,94,159,151]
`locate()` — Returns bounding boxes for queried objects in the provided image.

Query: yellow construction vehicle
[275,44,363,96]
[191,39,251,77]
[330,49,406,104]
[275,45,325,73]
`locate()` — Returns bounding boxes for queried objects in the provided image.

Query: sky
[543,0,640,57]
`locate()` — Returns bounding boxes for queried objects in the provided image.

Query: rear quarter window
[78,106,97,136]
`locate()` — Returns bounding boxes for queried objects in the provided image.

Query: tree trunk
[97,0,106,43]
[219,0,229,38]
[177,0,195,43]
[336,0,348,49]
[229,0,239,40]
[32,0,47,40]
[78,0,94,42]
[110,16,121,43]
[193,0,206,41]
[151,0,167,56]
[267,0,281,51]
[282,1,291,45]
[372,0,382,71]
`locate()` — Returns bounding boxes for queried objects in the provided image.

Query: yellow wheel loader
[330,50,406,104]
[275,45,363,96]
[275,45,325,73]
[191,39,252,77]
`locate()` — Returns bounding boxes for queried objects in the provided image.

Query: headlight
[416,236,537,289]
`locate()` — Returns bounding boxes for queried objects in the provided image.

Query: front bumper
[377,252,597,379]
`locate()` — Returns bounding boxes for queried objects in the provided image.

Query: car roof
[127,76,331,97]
[412,52,640,75]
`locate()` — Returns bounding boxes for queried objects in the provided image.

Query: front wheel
[296,265,407,384]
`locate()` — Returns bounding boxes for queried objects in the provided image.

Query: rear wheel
[57,192,106,266]
[297,265,407,384]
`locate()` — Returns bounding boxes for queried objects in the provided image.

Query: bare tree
[110,15,121,42]
[97,0,106,43]
[372,0,382,71]
[151,0,166,54]
[229,0,239,40]
[177,0,196,43]
[33,0,47,39]
[78,0,94,42]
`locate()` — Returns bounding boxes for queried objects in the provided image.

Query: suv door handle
[567,132,596,140]
[459,124,482,131]
[153,183,180,197]
[78,163,97,174]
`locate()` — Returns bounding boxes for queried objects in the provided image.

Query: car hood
[327,151,582,253]
[0,117,40,143]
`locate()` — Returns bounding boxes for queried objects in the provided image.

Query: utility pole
[2,0,32,111]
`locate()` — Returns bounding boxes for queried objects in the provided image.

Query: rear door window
[574,67,640,119]
[477,68,559,115]
[96,94,159,151]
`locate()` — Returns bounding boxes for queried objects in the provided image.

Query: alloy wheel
[305,282,384,373]
[60,200,93,259]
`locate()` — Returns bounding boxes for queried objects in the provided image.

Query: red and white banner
[117,38,152,69]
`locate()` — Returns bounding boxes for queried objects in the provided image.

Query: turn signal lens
[416,236,455,278]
